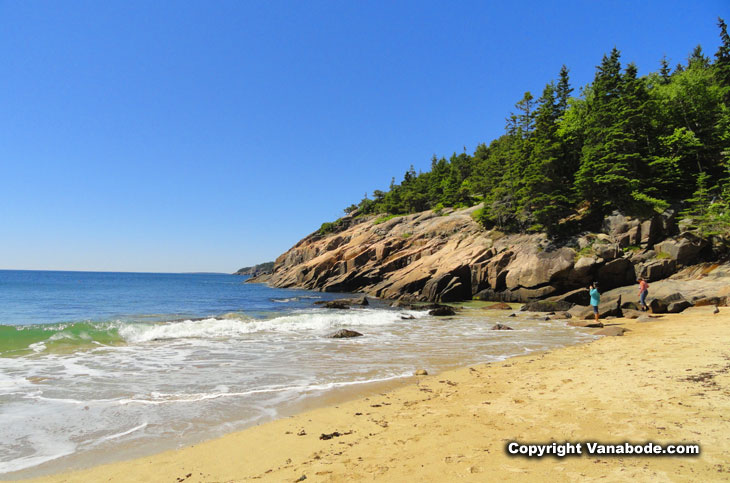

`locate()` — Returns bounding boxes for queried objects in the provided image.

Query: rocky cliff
[250,205,719,303]
[235,261,274,276]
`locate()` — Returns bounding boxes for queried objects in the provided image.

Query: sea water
[0,270,595,478]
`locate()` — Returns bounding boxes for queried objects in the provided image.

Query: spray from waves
[1,308,429,355]
[118,308,428,343]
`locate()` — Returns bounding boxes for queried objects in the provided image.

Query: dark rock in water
[508,313,517,317]
[323,301,351,309]
[491,323,513,330]
[429,306,456,316]
[521,300,573,312]
[317,296,369,307]
[391,301,439,310]
[567,320,604,328]
[594,326,628,336]
[550,311,572,320]
[328,329,363,338]
[485,302,512,310]
[400,315,416,320]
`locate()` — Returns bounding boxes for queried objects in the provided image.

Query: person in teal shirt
[589,283,600,323]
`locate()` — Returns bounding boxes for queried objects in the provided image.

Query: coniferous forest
[334,19,730,242]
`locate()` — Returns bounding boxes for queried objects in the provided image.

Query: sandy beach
[20,308,730,482]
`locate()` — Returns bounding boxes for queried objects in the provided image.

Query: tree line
[335,18,730,240]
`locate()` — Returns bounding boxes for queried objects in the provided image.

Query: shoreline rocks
[244,206,728,308]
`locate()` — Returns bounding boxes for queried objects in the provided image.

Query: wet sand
[20,308,730,482]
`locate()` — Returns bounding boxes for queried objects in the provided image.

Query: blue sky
[1,0,727,272]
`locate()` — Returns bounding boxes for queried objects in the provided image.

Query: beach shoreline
[12,307,730,482]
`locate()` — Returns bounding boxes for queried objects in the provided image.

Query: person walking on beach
[589,282,600,322]
[638,277,649,311]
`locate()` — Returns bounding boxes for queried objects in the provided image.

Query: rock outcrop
[248,205,726,304]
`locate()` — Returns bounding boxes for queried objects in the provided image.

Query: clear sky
[1,0,727,273]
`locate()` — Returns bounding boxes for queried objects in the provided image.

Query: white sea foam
[117,309,421,343]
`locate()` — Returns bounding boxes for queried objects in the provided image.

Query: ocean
[0,270,595,478]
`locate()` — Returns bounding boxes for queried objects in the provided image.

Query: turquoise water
[0,270,596,478]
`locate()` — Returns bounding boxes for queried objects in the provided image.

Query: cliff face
[253,205,714,303]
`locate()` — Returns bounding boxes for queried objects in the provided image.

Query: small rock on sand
[567,320,604,328]
[594,326,628,336]
[414,369,428,376]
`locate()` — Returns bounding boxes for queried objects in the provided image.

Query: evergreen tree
[659,55,672,83]
[575,48,639,215]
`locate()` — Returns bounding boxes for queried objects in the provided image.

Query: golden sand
[22,309,730,482]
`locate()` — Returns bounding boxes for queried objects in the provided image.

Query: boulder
[567,320,604,328]
[694,296,727,307]
[550,311,572,320]
[491,324,513,330]
[328,329,363,338]
[654,234,707,266]
[649,293,690,314]
[603,211,631,237]
[594,326,628,336]
[649,298,667,314]
[667,299,692,313]
[568,295,622,320]
[621,301,640,310]
[316,296,369,307]
[504,247,575,290]
[429,306,456,316]
[636,258,677,282]
[547,287,589,305]
[597,258,635,290]
[485,302,512,310]
[568,305,594,320]
[572,257,598,282]
[520,300,573,312]
[621,309,644,319]
[594,243,620,261]
[322,301,350,309]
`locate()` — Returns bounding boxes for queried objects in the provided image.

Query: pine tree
[556,65,573,114]
[521,83,572,231]
[575,48,639,215]
[715,17,730,103]
[659,55,672,83]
